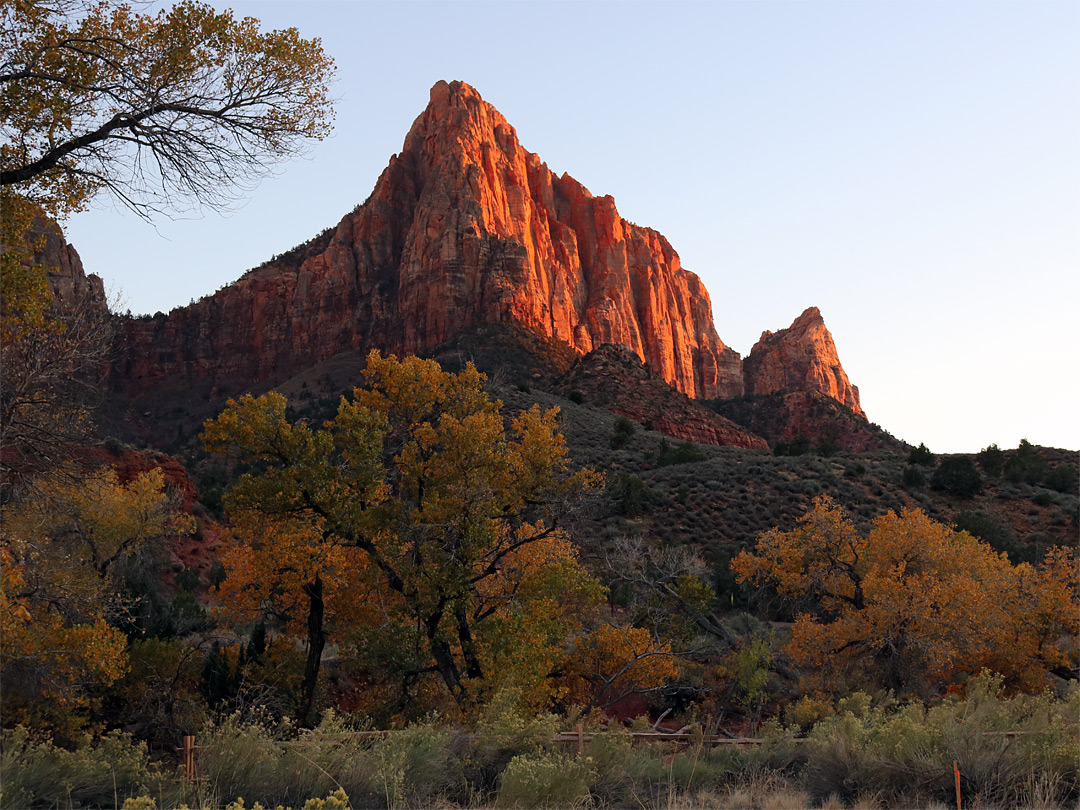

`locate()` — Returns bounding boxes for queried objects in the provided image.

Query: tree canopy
[1,465,193,733]
[1,0,335,218]
[202,351,604,721]
[733,497,1079,696]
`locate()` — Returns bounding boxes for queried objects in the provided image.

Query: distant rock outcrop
[29,213,107,312]
[743,307,864,417]
[87,445,199,510]
[111,80,743,401]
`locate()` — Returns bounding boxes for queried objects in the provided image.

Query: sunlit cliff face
[103,81,862,422]
[744,306,864,418]
[110,80,744,401]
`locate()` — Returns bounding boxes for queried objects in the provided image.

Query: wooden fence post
[576,723,585,756]
[182,736,196,783]
[953,759,961,809]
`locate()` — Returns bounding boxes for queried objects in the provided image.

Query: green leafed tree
[930,455,983,498]
[976,443,1005,477]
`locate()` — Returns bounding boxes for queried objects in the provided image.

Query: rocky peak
[381,79,745,397]
[743,307,864,417]
[111,80,744,402]
[26,213,107,312]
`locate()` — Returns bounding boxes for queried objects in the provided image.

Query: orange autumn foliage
[559,624,680,710]
[733,497,1079,695]
[213,516,381,639]
[203,351,603,719]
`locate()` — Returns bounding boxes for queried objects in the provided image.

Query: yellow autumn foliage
[1,465,192,732]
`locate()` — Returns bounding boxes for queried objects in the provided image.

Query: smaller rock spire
[743,307,864,417]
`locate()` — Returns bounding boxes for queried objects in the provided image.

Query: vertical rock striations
[743,307,864,417]
[112,80,743,400]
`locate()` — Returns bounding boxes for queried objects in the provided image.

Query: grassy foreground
[3,675,1077,810]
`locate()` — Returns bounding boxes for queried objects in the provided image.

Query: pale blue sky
[63,1,1080,453]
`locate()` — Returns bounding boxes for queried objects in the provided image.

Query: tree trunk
[425,613,468,706]
[455,603,484,681]
[298,575,326,727]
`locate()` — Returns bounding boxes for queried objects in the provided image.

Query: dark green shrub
[197,464,229,518]
[1045,462,1078,494]
[773,435,811,456]
[931,456,982,497]
[175,566,201,593]
[902,465,925,488]
[247,621,268,660]
[907,442,936,466]
[610,415,636,449]
[116,556,212,639]
[652,440,707,467]
[568,390,585,405]
[208,559,227,588]
[815,438,840,457]
[1004,439,1049,485]
[976,443,1005,476]
[952,510,1029,562]
[609,473,650,516]
[102,638,208,751]
[1033,490,1055,507]
[202,642,244,708]
[103,437,125,456]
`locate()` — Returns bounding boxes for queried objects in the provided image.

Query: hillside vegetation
[5,331,1078,810]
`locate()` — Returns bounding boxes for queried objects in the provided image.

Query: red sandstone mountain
[112,80,744,401]
[99,80,872,450]
[743,307,864,417]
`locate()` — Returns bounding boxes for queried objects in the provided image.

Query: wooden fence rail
[552,729,781,748]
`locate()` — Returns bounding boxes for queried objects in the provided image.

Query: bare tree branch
[0,0,335,219]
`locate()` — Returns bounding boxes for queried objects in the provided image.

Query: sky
[61,1,1080,454]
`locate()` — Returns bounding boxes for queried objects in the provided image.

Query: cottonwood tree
[1,0,335,218]
[733,497,1079,696]
[1,465,193,732]
[559,624,680,712]
[604,535,739,649]
[202,351,602,722]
